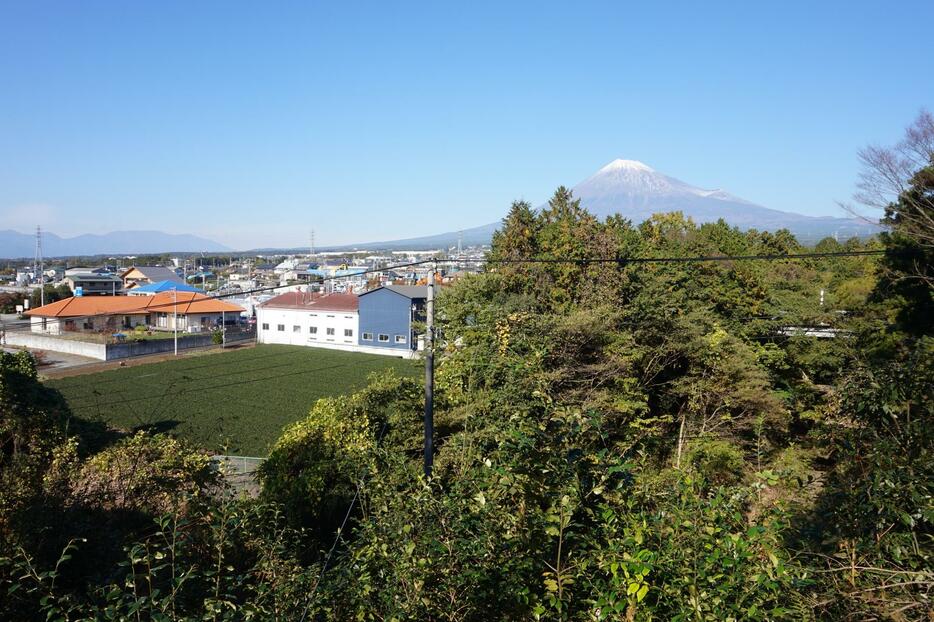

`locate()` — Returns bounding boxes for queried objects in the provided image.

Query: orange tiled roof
[25,292,243,318]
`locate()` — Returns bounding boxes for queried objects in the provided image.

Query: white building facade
[256,292,359,349]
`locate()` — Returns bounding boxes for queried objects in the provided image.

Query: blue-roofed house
[121,266,184,291]
[127,280,205,296]
[357,285,427,353]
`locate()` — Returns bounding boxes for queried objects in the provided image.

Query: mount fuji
[340,159,881,250]
[573,159,797,227]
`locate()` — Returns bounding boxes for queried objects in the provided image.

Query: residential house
[63,267,124,295]
[257,292,359,348]
[121,266,184,291]
[356,285,427,353]
[25,291,243,335]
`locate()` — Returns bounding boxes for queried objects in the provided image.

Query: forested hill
[1,148,932,619]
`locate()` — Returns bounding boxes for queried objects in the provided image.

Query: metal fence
[212,454,265,496]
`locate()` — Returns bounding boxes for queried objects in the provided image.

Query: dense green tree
[0,351,66,541]
[873,160,934,336]
[28,284,73,309]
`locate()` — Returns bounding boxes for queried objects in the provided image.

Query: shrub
[70,432,216,515]
[684,439,745,486]
[258,371,421,538]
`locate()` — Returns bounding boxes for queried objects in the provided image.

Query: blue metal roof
[131,280,204,294]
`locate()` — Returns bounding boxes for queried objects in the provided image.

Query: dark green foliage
[873,161,934,336]
[1,180,930,619]
[259,371,421,539]
[683,439,745,486]
[0,292,20,313]
[0,351,67,541]
[806,338,933,618]
[28,284,73,309]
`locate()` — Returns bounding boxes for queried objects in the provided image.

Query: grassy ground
[46,345,419,456]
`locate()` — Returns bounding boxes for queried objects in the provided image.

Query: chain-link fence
[212,454,265,496]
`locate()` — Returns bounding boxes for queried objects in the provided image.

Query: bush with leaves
[0,350,67,542]
[258,371,422,541]
[807,337,933,619]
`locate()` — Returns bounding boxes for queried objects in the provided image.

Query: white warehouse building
[256,291,359,349]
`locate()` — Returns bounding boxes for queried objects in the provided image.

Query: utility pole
[222,310,226,348]
[423,266,435,478]
[35,226,44,307]
[173,286,178,356]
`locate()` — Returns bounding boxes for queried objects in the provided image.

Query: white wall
[4,331,107,359]
[257,307,359,348]
[152,312,224,331]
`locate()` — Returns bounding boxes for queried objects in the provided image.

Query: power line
[475,249,886,265]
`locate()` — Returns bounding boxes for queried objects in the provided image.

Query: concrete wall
[3,331,107,359]
[3,329,254,361]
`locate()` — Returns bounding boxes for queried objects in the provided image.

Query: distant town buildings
[9,245,487,360]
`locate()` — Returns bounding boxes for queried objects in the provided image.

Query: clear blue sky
[1,1,932,249]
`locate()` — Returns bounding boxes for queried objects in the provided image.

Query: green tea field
[46,345,418,456]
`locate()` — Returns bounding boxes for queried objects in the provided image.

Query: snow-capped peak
[599,159,655,173]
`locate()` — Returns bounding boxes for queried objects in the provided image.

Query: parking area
[2,345,100,371]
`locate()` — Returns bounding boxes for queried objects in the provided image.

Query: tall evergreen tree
[874,159,934,335]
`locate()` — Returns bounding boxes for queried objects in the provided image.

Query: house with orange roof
[25,291,244,335]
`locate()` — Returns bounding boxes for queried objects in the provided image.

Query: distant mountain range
[333,159,882,250]
[2,161,882,258]
[0,229,230,259]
